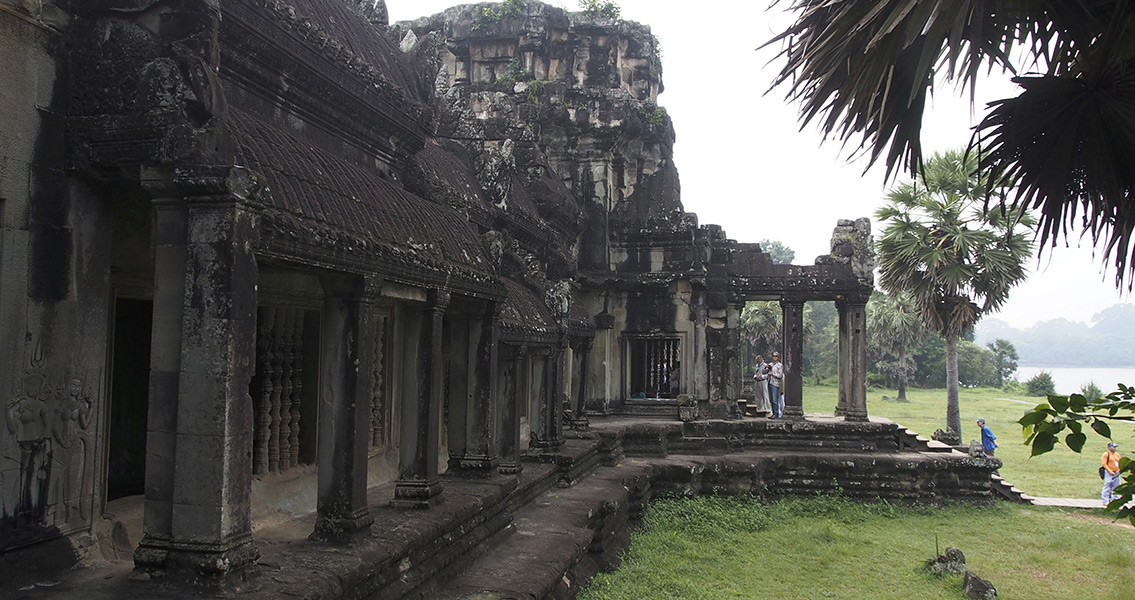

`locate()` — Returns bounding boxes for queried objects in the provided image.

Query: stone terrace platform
[3,415,1002,600]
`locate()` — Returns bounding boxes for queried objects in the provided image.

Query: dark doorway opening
[107,297,151,501]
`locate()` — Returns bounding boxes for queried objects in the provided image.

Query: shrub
[638,99,664,127]
[1026,371,1056,396]
[473,0,525,30]
[579,0,621,19]
[1080,380,1103,402]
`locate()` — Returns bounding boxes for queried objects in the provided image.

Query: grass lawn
[801,383,1135,499]
[580,496,1135,600]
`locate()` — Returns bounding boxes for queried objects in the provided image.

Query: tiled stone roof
[228,107,500,295]
[499,278,559,339]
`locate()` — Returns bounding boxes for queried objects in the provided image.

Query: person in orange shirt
[1102,442,1122,506]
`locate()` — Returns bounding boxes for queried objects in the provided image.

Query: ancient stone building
[2,0,909,587]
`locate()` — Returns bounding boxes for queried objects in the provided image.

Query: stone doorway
[106,297,151,501]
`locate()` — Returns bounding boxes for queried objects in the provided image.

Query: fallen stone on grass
[925,546,967,576]
[963,569,997,599]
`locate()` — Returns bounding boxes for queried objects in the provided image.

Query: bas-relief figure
[4,371,95,532]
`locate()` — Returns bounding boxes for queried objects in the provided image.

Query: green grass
[802,383,1135,499]
[580,496,1135,600]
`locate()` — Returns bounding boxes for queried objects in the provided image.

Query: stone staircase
[894,425,955,453]
[990,474,1035,504]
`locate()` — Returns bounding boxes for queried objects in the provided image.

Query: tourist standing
[768,352,784,418]
[1102,442,1122,506]
[976,418,997,456]
[752,355,771,415]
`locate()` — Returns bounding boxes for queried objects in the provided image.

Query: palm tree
[766,1,1135,288]
[740,301,782,364]
[876,149,1034,436]
[867,291,928,402]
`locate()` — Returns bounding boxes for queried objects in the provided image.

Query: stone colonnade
[129,168,594,572]
[775,294,869,421]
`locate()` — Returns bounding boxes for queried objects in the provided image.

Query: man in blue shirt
[976,418,997,456]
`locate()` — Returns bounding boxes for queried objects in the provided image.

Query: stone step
[668,436,729,455]
[432,463,653,600]
[990,474,1034,504]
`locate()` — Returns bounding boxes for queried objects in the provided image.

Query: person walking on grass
[976,418,997,456]
[1102,442,1122,506]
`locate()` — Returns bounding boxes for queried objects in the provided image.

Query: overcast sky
[387,0,1132,328]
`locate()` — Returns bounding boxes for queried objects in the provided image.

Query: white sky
[387,0,1132,328]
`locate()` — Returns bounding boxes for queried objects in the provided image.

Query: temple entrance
[106,297,151,501]
[628,337,681,398]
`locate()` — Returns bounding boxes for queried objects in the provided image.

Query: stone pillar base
[498,460,524,475]
[448,456,499,477]
[391,479,444,509]
[843,410,868,422]
[133,533,259,576]
[310,511,374,542]
[783,406,805,420]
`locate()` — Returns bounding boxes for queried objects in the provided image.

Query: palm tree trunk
[897,346,908,401]
[945,334,961,436]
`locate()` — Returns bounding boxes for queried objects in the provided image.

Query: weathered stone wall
[1,1,116,555]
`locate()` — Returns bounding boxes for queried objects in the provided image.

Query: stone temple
[1,0,998,596]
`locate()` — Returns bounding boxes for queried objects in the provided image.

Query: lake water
[1015,366,1135,396]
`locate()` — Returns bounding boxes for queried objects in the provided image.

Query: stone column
[725,303,742,417]
[844,295,869,422]
[135,178,186,564]
[546,339,567,447]
[781,298,806,420]
[393,290,448,508]
[449,300,500,475]
[692,300,709,402]
[135,167,259,574]
[498,344,525,474]
[570,338,592,430]
[527,346,555,450]
[835,299,849,417]
[311,276,378,541]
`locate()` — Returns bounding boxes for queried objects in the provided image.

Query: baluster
[268,308,284,473]
[277,309,295,470]
[288,308,303,468]
[254,307,274,474]
[371,314,386,448]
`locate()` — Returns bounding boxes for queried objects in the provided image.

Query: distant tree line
[976,304,1135,367]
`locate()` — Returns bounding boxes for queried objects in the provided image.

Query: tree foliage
[875,149,1034,434]
[986,338,1018,387]
[1020,386,1135,524]
[1026,371,1056,397]
[759,238,795,264]
[578,0,620,19]
[867,290,928,400]
[766,0,1135,288]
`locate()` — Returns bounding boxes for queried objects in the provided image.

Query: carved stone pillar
[498,344,525,475]
[725,303,742,405]
[781,298,806,420]
[546,340,567,448]
[844,295,869,422]
[570,338,592,430]
[692,299,709,402]
[527,346,554,450]
[134,166,259,574]
[448,300,500,475]
[835,300,849,417]
[311,276,378,540]
[393,290,448,508]
[136,187,186,564]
